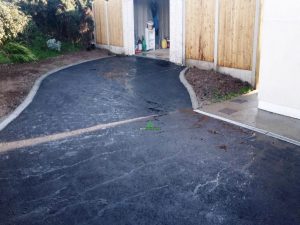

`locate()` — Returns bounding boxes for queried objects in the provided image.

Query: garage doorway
[122,0,184,64]
[133,0,170,61]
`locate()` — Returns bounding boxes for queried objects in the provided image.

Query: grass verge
[0,37,82,64]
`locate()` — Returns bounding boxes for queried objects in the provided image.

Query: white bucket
[147,21,154,30]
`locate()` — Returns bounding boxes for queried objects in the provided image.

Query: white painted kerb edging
[0,56,114,132]
[179,68,199,110]
[194,109,300,147]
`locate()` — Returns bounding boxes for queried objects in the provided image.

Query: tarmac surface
[0,57,299,225]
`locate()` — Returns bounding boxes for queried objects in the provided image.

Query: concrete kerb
[0,56,115,132]
[195,109,300,147]
[179,68,199,110]
[179,68,300,147]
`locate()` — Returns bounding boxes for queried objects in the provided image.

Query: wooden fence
[93,0,124,47]
[185,0,258,71]
[185,0,215,62]
[93,0,260,85]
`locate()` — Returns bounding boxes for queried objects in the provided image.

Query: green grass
[212,86,253,103]
[0,51,11,64]
[0,36,82,64]
[29,36,82,60]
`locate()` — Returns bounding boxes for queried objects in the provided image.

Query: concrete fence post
[213,0,220,71]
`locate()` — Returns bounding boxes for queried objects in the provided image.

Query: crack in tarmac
[193,167,227,196]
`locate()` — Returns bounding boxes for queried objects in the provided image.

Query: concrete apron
[179,69,300,147]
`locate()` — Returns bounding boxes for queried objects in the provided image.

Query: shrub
[47,39,62,51]
[3,42,37,63]
[0,20,4,44]
[17,0,92,43]
[17,21,41,44]
[0,1,29,45]
[55,9,82,42]
[0,50,11,64]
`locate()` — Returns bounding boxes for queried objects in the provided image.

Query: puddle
[148,107,162,113]
[155,60,172,67]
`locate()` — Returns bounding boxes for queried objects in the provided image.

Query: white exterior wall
[258,0,300,119]
[122,0,135,55]
[169,0,184,65]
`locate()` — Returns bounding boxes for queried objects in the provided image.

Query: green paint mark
[141,121,160,131]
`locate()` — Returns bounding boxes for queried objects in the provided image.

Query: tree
[0,1,29,45]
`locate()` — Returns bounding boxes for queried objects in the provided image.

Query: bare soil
[0,49,109,120]
[185,67,252,106]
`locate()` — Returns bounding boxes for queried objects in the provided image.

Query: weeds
[0,36,82,64]
[212,86,253,102]
[28,35,81,60]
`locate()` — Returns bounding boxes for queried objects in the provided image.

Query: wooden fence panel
[185,0,215,62]
[94,0,123,47]
[218,0,256,70]
[94,0,108,45]
[108,0,124,47]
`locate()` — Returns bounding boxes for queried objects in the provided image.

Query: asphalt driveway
[0,57,299,225]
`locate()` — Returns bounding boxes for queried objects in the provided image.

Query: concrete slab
[198,91,300,145]
[136,49,170,61]
[230,99,248,104]
[218,108,238,115]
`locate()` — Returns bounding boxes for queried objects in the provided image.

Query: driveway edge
[179,68,199,110]
[180,68,300,147]
[194,109,300,147]
[0,56,114,132]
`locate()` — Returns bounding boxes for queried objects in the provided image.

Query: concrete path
[196,91,300,145]
[0,57,299,225]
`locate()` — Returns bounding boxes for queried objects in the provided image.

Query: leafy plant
[0,1,29,45]
[0,51,11,64]
[17,21,41,44]
[3,42,37,63]
[0,1,87,64]
[16,0,92,43]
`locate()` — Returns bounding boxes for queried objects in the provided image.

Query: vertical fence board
[94,0,108,45]
[218,0,256,70]
[94,0,123,47]
[255,0,263,88]
[108,0,124,47]
[185,0,215,62]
